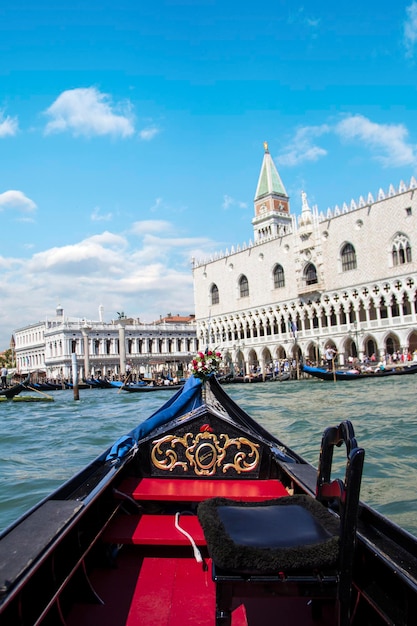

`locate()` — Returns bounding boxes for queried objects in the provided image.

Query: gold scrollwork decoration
[220,435,260,474]
[151,434,192,472]
[185,432,227,476]
[151,431,260,476]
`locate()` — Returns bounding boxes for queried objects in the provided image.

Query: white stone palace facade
[192,143,417,375]
[14,306,197,380]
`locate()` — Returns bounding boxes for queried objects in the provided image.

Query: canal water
[1,376,416,536]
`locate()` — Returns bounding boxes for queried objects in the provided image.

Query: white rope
[175,512,203,563]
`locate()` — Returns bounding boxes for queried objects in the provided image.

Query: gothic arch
[391,232,412,267]
[210,283,219,305]
[340,242,357,271]
[238,274,249,298]
[247,348,259,373]
[272,263,285,288]
[289,342,303,361]
[407,330,417,353]
[384,332,400,355]
[304,262,318,285]
[362,334,378,359]
[274,344,287,359]
[261,347,273,372]
[306,340,320,364]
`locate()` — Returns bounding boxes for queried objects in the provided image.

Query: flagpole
[206,309,212,352]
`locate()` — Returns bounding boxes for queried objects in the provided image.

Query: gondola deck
[66,551,250,626]
[100,476,292,624]
[66,473,334,626]
[67,553,334,626]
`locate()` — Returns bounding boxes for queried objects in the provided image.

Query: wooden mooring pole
[71,353,80,401]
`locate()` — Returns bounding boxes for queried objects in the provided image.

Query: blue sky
[1,0,417,347]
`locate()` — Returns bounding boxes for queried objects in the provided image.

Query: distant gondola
[0,375,31,399]
[120,382,185,392]
[302,362,417,381]
[31,381,64,391]
[220,372,290,383]
[83,378,113,389]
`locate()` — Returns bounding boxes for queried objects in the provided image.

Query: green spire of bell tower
[252,142,292,242]
[254,141,288,201]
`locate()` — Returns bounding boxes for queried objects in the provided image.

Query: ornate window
[239,275,249,298]
[341,243,357,271]
[273,264,285,288]
[392,234,412,266]
[304,263,318,285]
[210,284,219,305]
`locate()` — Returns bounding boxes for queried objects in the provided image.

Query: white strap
[175,512,203,563]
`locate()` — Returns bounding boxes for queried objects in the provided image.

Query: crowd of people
[322,347,417,372]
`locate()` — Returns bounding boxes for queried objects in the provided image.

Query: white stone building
[14,306,198,381]
[192,143,417,375]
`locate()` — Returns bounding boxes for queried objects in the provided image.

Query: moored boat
[30,381,65,391]
[83,378,113,389]
[0,374,31,399]
[65,381,95,390]
[120,381,185,392]
[221,372,291,383]
[1,372,417,625]
[302,362,417,381]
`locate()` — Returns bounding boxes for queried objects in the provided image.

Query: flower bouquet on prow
[191,350,223,381]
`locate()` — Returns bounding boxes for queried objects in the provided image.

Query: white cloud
[335,114,417,167]
[16,216,36,224]
[0,218,221,345]
[404,2,417,58]
[139,126,160,141]
[0,190,37,212]
[44,87,135,138]
[0,111,19,137]
[131,219,174,235]
[287,7,321,35]
[148,197,187,215]
[131,232,216,267]
[91,206,113,222]
[0,226,200,342]
[278,115,417,168]
[150,197,165,212]
[222,195,247,210]
[29,232,127,274]
[277,125,329,166]
[0,256,22,271]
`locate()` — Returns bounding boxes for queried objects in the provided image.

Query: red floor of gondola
[67,549,243,626]
[67,478,334,625]
[67,547,334,626]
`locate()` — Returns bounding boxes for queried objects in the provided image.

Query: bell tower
[252,142,292,241]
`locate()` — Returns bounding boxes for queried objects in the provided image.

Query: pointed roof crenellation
[255,142,287,201]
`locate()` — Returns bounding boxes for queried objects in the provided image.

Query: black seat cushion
[197,496,340,573]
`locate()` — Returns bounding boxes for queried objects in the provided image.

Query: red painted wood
[126,557,174,626]
[103,514,206,545]
[118,477,288,502]
[125,557,247,626]
[320,479,345,502]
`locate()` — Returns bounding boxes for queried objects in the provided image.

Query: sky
[1,0,417,348]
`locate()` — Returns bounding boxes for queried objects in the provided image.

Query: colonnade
[197,280,417,377]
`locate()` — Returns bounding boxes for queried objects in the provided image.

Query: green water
[1,378,416,536]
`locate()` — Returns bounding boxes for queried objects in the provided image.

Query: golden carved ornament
[151,431,260,477]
